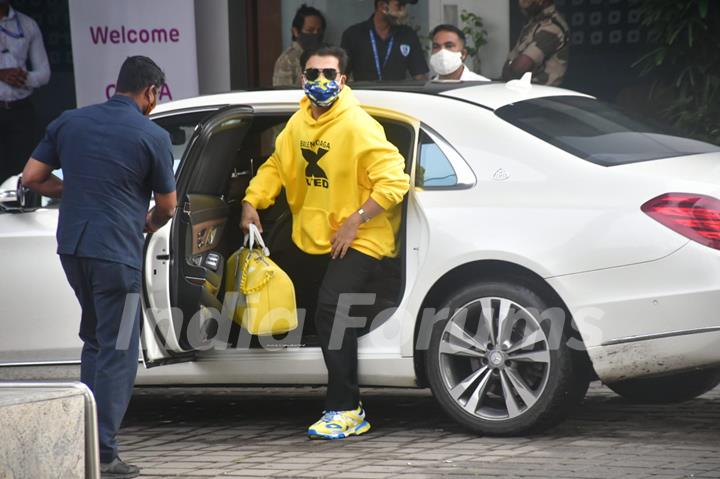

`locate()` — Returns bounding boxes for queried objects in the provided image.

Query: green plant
[634,0,720,144]
[460,10,488,71]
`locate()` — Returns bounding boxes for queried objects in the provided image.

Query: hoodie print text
[300,139,331,189]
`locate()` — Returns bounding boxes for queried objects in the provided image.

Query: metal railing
[0,381,100,479]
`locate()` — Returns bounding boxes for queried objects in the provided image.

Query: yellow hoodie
[244,86,410,259]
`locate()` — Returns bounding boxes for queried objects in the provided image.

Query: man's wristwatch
[357,208,371,223]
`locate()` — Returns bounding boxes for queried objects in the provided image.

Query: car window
[373,117,414,173]
[153,110,216,173]
[496,96,720,167]
[416,130,458,188]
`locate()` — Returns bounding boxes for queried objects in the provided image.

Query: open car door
[142,106,254,367]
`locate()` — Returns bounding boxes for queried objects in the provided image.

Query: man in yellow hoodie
[241,45,410,439]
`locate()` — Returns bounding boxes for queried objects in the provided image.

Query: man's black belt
[0,97,32,110]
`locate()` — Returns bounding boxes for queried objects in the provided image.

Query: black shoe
[100,457,140,479]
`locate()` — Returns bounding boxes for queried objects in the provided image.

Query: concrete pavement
[118,382,720,478]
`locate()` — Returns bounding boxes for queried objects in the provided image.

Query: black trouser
[0,99,36,183]
[60,256,142,463]
[281,242,379,411]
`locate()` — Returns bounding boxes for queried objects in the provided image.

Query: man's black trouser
[282,242,379,411]
[60,255,141,464]
[0,99,36,183]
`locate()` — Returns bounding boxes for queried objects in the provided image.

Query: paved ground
[120,382,720,479]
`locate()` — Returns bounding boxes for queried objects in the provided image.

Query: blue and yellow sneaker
[307,404,371,439]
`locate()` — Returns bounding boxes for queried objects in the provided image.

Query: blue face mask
[304,77,341,108]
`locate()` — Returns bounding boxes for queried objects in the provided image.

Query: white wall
[194,0,231,94]
[428,0,510,79]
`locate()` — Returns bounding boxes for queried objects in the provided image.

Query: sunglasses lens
[305,69,320,81]
[323,69,338,79]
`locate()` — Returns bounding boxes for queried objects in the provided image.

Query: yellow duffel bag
[225,224,298,336]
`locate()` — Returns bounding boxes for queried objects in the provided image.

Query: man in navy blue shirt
[22,56,176,479]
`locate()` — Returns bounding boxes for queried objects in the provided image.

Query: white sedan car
[2,80,720,435]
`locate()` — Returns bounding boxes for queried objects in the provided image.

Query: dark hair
[375,0,416,8]
[431,24,467,47]
[300,45,349,74]
[116,56,165,94]
[291,4,326,40]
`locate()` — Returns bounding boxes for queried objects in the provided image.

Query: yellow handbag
[225,224,298,336]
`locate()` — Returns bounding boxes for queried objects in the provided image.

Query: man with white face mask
[429,24,489,81]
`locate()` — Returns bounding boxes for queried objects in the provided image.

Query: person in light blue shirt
[0,0,50,183]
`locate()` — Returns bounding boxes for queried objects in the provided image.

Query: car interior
[157,110,415,350]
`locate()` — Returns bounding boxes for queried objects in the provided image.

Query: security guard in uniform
[273,4,326,87]
[22,56,177,479]
[0,0,49,183]
[503,0,569,86]
[341,0,428,81]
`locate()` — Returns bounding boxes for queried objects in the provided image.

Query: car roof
[153,80,592,115]
[347,80,592,111]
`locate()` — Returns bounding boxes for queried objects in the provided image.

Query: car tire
[607,368,720,404]
[425,280,589,436]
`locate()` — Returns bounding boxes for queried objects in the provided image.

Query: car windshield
[495,96,720,166]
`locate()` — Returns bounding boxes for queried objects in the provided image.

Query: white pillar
[194,0,231,94]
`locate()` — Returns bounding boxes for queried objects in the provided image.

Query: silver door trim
[601,326,720,347]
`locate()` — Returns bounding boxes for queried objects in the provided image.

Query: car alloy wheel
[425,281,589,436]
[438,297,551,421]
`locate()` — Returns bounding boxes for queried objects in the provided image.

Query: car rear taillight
[642,193,720,250]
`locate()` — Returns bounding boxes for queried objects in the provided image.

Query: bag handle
[243,223,270,256]
[236,224,272,294]
[239,252,275,294]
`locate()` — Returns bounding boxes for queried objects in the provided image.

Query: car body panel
[439,81,592,110]
[1,84,720,389]
[613,152,720,196]
[587,330,720,383]
[548,239,720,344]
[0,208,82,363]
[135,350,417,387]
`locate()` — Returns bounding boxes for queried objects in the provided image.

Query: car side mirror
[15,176,41,212]
[0,175,20,212]
[0,187,18,210]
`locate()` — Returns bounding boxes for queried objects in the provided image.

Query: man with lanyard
[341,0,428,81]
[0,0,49,183]
[22,56,176,478]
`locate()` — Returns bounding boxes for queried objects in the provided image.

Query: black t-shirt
[341,16,429,81]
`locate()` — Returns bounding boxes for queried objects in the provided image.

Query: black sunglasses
[303,68,338,81]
